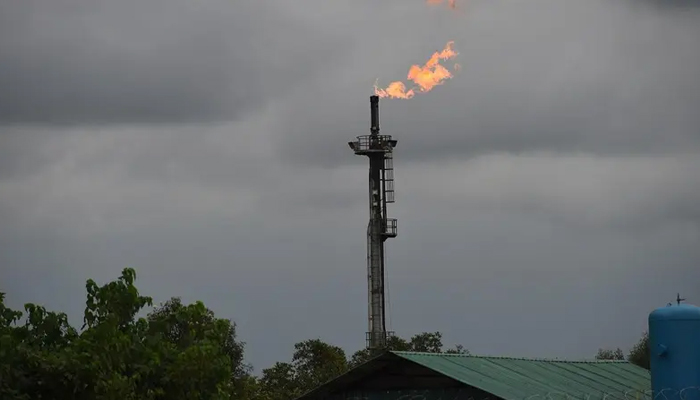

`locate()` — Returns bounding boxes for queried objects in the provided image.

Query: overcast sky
[1,0,699,372]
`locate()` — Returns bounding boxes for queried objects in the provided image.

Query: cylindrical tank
[649,303,700,400]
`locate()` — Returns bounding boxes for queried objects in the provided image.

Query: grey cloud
[634,0,700,11]
[1,0,699,373]
[0,126,277,240]
[0,132,64,180]
[386,153,700,236]
[0,0,346,125]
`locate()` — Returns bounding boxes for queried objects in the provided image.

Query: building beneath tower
[294,351,650,400]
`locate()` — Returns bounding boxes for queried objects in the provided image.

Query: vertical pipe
[370,95,380,136]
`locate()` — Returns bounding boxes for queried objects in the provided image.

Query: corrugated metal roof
[393,352,651,400]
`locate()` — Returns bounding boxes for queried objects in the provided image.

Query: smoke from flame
[427,0,457,9]
[374,41,459,100]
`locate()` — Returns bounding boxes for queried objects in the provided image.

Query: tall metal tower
[347,95,398,354]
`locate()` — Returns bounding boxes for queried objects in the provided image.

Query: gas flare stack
[347,95,398,354]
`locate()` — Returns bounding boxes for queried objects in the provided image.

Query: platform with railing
[348,134,397,155]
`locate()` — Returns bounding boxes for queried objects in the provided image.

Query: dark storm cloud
[277,0,700,167]
[0,124,279,242]
[399,154,700,231]
[1,0,699,372]
[0,0,346,125]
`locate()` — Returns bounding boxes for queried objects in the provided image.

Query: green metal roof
[393,351,651,400]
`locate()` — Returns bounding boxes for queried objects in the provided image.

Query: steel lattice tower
[348,95,398,354]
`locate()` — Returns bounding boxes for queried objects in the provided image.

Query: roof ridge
[391,351,631,363]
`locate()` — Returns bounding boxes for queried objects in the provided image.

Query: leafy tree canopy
[627,331,649,370]
[595,347,625,361]
[348,331,469,368]
[0,268,248,400]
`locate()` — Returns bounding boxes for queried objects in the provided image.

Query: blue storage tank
[649,302,700,400]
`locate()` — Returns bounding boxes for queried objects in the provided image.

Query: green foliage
[445,344,470,355]
[258,361,302,400]
[627,331,649,370]
[407,331,444,353]
[595,348,625,360]
[593,332,649,369]
[349,332,469,367]
[292,339,348,390]
[258,339,349,400]
[0,268,250,400]
[82,267,152,331]
[147,297,251,399]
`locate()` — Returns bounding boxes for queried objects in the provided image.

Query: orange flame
[374,41,459,100]
[427,0,457,9]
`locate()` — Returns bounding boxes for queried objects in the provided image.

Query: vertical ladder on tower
[383,152,395,204]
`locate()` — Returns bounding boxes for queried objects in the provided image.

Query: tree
[147,297,251,397]
[595,331,649,370]
[0,268,251,400]
[445,344,470,355]
[348,332,469,367]
[292,339,348,390]
[258,361,303,400]
[407,331,444,353]
[0,293,70,400]
[259,339,349,400]
[595,348,625,360]
[627,331,649,370]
